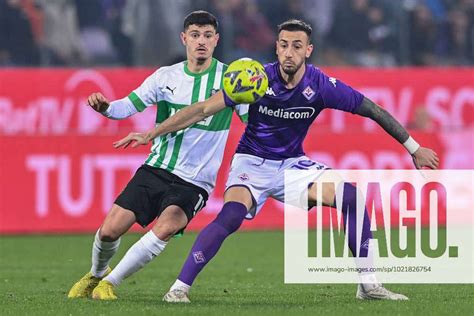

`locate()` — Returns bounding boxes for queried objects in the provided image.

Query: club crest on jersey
[210,88,220,96]
[361,238,371,250]
[193,251,206,264]
[238,173,249,181]
[302,86,315,100]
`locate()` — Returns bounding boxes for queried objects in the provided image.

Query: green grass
[0,231,472,315]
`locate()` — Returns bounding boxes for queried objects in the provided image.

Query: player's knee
[308,182,339,208]
[153,206,188,240]
[99,226,122,242]
[152,221,184,241]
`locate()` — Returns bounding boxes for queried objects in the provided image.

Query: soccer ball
[223,58,268,104]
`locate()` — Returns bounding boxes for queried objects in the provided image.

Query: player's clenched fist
[87,92,110,113]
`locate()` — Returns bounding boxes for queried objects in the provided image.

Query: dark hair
[277,19,312,40]
[183,10,218,31]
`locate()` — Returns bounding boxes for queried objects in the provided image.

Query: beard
[196,56,207,64]
[281,60,303,76]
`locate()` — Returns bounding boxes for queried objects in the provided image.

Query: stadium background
[0,1,473,315]
[0,0,472,234]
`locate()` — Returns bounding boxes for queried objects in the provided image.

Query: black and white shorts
[115,164,208,228]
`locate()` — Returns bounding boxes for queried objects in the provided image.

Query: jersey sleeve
[317,71,364,113]
[127,68,166,112]
[234,103,249,124]
[221,78,247,122]
[103,97,138,119]
[222,89,237,108]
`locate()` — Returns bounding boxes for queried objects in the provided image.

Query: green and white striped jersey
[127,58,248,194]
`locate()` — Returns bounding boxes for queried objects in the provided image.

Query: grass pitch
[0,231,472,315]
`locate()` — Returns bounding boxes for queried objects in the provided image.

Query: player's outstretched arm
[87,92,139,120]
[113,91,227,148]
[354,97,439,169]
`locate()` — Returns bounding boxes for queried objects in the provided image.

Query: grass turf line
[0,231,472,315]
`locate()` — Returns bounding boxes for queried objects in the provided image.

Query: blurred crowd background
[1,0,473,67]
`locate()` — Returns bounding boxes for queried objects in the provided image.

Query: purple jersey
[223,62,364,160]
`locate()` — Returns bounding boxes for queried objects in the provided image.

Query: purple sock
[177,201,248,286]
[336,183,373,257]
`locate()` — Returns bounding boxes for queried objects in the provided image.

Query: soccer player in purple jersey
[115,19,439,301]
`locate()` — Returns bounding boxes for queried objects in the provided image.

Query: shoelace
[172,289,188,298]
[369,286,394,296]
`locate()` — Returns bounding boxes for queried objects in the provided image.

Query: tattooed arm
[354,97,439,169]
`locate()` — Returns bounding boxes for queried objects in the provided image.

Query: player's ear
[180,32,186,46]
[215,33,220,44]
[306,43,314,58]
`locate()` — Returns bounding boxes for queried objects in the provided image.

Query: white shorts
[225,153,329,218]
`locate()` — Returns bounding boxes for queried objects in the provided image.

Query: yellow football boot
[91,280,117,300]
[67,267,112,298]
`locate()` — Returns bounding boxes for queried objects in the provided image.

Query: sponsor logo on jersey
[193,251,206,264]
[302,86,315,100]
[266,87,276,96]
[238,173,249,181]
[258,105,315,120]
[329,77,337,88]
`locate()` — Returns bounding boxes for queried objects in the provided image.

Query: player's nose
[197,35,207,45]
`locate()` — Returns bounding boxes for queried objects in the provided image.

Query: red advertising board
[0,68,472,233]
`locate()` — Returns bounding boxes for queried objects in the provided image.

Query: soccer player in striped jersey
[116,19,440,302]
[67,11,247,300]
